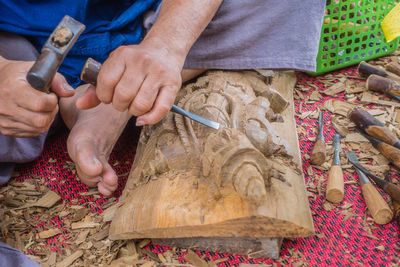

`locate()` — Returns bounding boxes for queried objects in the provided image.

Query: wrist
[141,35,188,66]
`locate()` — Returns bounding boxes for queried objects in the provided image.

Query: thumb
[50,73,75,97]
[76,85,101,109]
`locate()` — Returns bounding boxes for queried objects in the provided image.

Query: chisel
[310,111,326,165]
[326,133,344,203]
[366,74,400,101]
[80,58,220,130]
[345,149,400,203]
[345,150,393,224]
[358,61,400,83]
[349,107,400,149]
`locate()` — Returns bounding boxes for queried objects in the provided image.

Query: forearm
[142,0,223,60]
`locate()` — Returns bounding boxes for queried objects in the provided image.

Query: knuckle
[131,100,152,114]
[33,114,51,128]
[114,85,132,102]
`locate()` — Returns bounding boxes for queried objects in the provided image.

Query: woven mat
[12,66,400,266]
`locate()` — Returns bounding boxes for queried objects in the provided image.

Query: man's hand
[77,0,222,126]
[77,42,183,126]
[0,58,75,137]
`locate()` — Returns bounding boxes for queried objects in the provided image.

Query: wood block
[109,70,314,257]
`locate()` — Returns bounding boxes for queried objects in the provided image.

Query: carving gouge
[358,61,400,83]
[345,149,400,203]
[349,107,400,149]
[27,16,85,93]
[366,74,400,101]
[345,150,393,224]
[80,58,220,130]
[310,111,326,165]
[326,133,344,203]
[385,172,400,230]
[356,128,400,169]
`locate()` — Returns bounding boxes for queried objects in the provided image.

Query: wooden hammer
[26,16,85,93]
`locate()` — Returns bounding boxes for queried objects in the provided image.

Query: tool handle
[386,62,400,77]
[384,183,400,203]
[326,165,344,203]
[367,74,400,97]
[349,108,400,148]
[81,57,101,85]
[393,200,400,230]
[361,183,393,224]
[27,48,61,93]
[376,142,400,169]
[310,140,326,166]
[358,61,389,78]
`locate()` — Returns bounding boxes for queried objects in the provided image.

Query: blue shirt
[0,0,160,86]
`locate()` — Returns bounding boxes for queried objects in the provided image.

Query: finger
[76,85,101,109]
[136,85,178,125]
[16,88,58,113]
[96,54,125,104]
[128,76,161,117]
[0,119,45,137]
[112,70,145,112]
[50,73,75,97]
[15,104,58,130]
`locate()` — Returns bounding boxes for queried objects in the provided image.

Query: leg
[60,69,204,196]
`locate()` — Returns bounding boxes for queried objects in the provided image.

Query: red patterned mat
[12,66,400,266]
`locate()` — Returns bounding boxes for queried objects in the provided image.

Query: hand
[77,41,183,126]
[0,58,75,137]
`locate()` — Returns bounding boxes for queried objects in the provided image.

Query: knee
[0,133,46,163]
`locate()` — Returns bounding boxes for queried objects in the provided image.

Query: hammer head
[27,15,85,92]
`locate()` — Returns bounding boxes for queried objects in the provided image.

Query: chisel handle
[366,74,400,98]
[386,62,400,77]
[359,61,400,83]
[310,140,326,165]
[349,108,400,149]
[326,165,344,203]
[361,183,393,224]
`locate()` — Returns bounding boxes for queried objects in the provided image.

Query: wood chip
[91,227,109,241]
[30,190,61,208]
[56,250,83,267]
[333,100,357,117]
[71,222,99,229]
[323,82,345,96]
[102,204,119,222]
[38,228,61,239]
[185,250,208,267]
[74,229,90,245]
[345,133,369,143]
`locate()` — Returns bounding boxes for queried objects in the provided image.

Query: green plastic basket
[309,0,400,76]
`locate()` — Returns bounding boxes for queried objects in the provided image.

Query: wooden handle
[393,200,400,230]
[377,142,400,169]
[383,183,400,203]
[310,140,326,166]
[349,108,400,148]
[361,183,393,224]
[358,61,388,78]
[386,62,400,77]
[366,74,400,97]
[81,57,102,85]
[326,165,344,203]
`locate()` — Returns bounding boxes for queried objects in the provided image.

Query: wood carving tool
[345,149,400,203]
[26,16,85,93]
[81,58,220,130]
[310,110,326,165]
[349,107,400,149]
[356,128,400,169]
[345,150,393,224]
[326,133,344,203]
[366,74,400,101]
[358,61,400,83]
[386,62,400,77]
[385,172,400,230]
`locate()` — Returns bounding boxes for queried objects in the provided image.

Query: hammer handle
[27,48,61,93]
[361,183,393,224]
